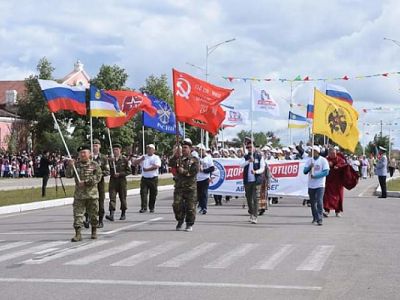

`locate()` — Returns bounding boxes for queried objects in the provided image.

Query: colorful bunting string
[221,71,400,83]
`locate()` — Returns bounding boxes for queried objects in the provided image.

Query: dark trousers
[308,187,324,222]
[244,182,259,217]
[197,179,209,211]
[85,177,105,220]
[389,167,395,178]
[42,175,49,197]
[140,177,158,210]
[214,195,222,205]
[109,177,127,211]
[378,176,387,198]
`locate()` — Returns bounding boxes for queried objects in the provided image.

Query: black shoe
[317,220,323,226]
[149,209,155,213]
[139,209,147,213]
[323,212,329,218]
[176,220,184,231]
[120,211,126,220]
[378,196,387,198]
[105,211,114,222]
[83,220,90,229]
[201,210,207,215]
[97,221,104,228]
[258,209,265,216]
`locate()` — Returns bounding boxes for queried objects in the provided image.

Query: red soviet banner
[172,69,233,134]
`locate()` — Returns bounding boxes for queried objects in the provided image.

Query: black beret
[112,143,122,149]
[77,144,91,152]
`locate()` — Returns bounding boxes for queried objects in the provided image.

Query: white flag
[251,87,280,117]
[222,108,249,127]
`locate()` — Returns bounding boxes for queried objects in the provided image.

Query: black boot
[83,213,90,229]
[97,216,104,228]
[105,211,114,222]
[119,210,126,220]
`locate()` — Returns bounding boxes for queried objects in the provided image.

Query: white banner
[209,158,308,197]
[222,108,249,127]
[251,87,280,116]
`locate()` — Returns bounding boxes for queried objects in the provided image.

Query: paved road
[0,173,173,191]
[0,176,397,299]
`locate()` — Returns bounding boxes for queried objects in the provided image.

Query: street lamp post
[205,38,236,148]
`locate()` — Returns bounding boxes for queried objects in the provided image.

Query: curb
[375,176,400,197]
[0,185,174,215]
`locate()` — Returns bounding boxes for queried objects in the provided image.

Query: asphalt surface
[0,176,398,300]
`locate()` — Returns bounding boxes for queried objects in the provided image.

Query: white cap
[312,145,321,153]
[229,147,236,152]
[334,146,340,150]
[277,149,283,154]
[261,145,271,151]
[147,144,155,149]
[196,143,206,150]
[282,147,290,152]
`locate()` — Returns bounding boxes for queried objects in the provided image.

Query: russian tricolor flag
[325,84,353,105]
[39,80,87,115]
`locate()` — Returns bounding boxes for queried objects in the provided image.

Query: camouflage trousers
[73,198,99,229]
[84,178,106,220]
[173,188,196,226]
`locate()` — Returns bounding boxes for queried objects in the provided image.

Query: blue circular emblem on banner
[209,160,225,190]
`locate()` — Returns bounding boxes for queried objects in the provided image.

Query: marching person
[240,141,265,224]
[168,138,199,232]
[83,139,110,229]
[65,145,102,242]
[132,144,161,213]
[303,145,329,226]
[106,143,131,221]
[323,147,347,218]
[376,146,388,198]
[196,144,215,214]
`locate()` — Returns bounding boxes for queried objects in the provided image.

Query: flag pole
[142,125,145,155]
[107,127,117,174]
[183,123,186,139]
[90,116,93,153]
[172,69,180,146]
[51,113,81,182]
[289,81,293,145]
[250,82,254,151]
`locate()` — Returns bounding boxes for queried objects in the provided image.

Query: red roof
[0,81,26,105]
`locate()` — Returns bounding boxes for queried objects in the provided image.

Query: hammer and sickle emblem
[176,77,191,100]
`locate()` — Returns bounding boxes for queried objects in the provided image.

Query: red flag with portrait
[105,90,157,128]
[172,69,233,134]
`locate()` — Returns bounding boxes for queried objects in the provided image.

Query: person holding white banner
[303,146,330,226]
[240,141,265,224]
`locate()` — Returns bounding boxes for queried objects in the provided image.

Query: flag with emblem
[172,69,233,133]
[251,87,280,117]
[89,86,125,117]
[288,111,309,128]
[143,95,182,135]
[105,90,157,128]
[222,108,249,128]
[313,89,359,152]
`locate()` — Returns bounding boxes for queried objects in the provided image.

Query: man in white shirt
[240,141,265,224]
[132,144,161,213]
[303,145,330,226]
[196,145,215,214]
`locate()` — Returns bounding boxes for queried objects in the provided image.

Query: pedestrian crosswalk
[0,239,335,272]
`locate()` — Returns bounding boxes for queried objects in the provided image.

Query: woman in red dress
[323,147,347,217]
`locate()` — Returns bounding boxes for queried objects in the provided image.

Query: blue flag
[143,95,182,135]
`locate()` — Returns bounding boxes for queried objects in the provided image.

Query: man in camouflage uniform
[65,145,102,242]
[83,139,110,229]
[168,138,199,232]
[106,143,131,221]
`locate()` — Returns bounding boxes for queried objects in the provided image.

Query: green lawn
[387,178,400,191]
[0,178,174,207]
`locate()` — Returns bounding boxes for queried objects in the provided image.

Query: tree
[231,130,281,148]
[90,64,129,91]
[366,134,390,157]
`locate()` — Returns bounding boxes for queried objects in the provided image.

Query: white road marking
[158,242,217,268]
[0,231,72,235]
[0,277,322,291]
[22,240,111,265]
[253,244,295,270]
[0,241,32,252]
[296,245,335,271]
[102,217,163,235]
[204,243,258,269]
[0,212,34,219]
[111,241,182,267]
[65,240,148,265]
[0,241,68,263]
[33,248,60,255]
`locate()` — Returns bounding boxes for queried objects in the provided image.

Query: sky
[1,0,400,148]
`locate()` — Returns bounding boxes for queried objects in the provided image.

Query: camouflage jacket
[65,159,102,200]
[109,156,131,178]
[169,154,199,189]
[92,153,110,178]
